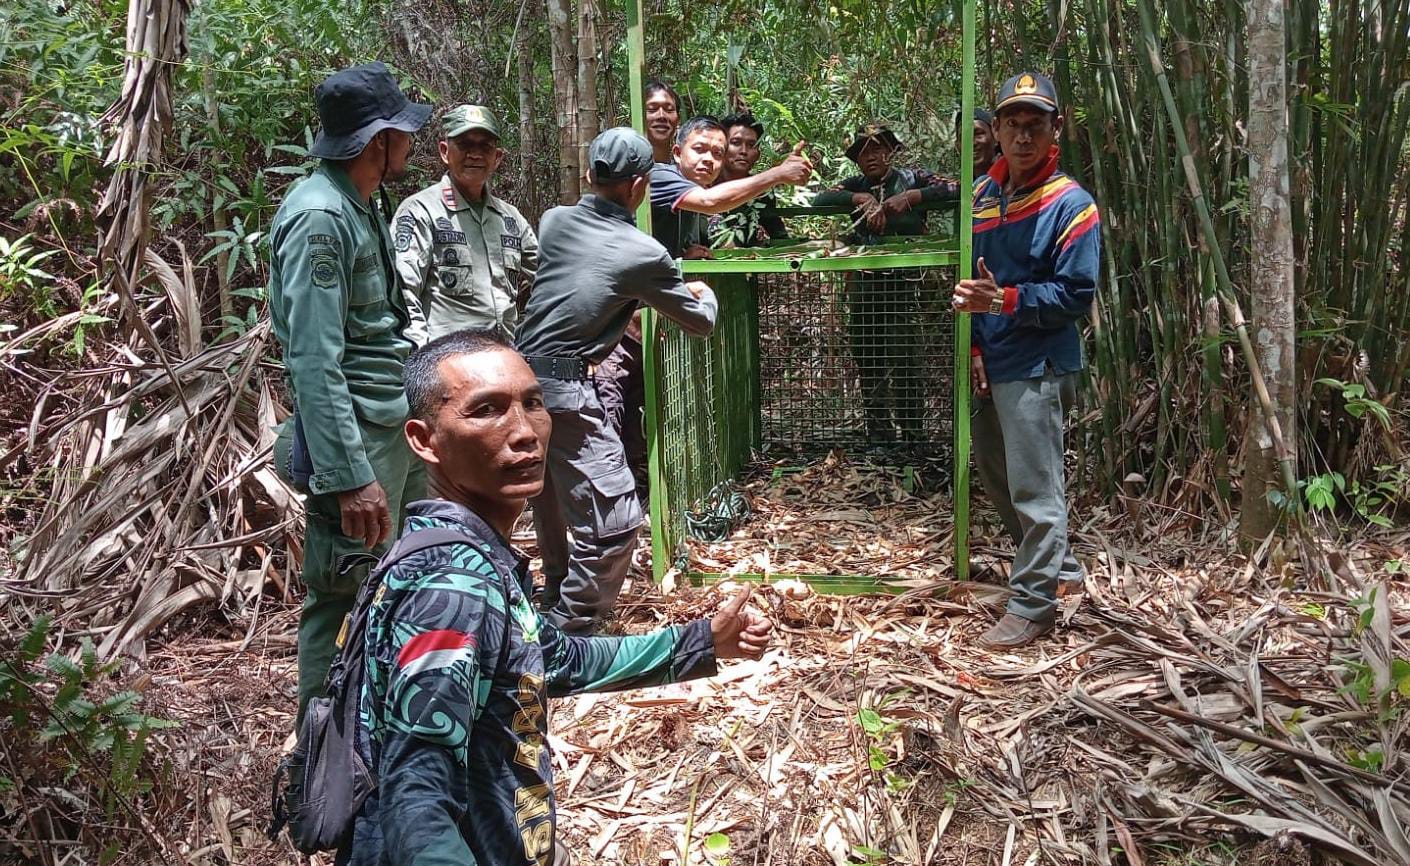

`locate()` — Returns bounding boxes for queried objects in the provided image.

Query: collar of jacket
[318,161,372,214]
[984,145,1061,193]
[406,498,528,578]
[440,174,506,214]
[579,193,637,226]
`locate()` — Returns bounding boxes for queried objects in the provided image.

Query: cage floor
[680,452,958,588]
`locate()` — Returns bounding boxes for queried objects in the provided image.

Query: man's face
[972,120,997,174]
[674,128,727,186]
[413,349,551,509]
[995,106,1059,178]
[856,139,895,182]
[723,125,761,178]
[440,129,504,194]
[645,91,680,151]
[382,129,415,181]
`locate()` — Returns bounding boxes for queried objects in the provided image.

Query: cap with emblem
[443,104,501,140]
[844,122,903,162]
[308,62,431,160]
[587,127,654,181]
[995,72,1059,114]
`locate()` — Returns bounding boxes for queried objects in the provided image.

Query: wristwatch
[988,293,1005,315]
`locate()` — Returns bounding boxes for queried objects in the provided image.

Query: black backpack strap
[326,527,482,695]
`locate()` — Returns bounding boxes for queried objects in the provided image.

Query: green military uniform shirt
[392,175,539,342]
[268,162,413,495]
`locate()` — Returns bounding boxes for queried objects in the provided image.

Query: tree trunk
[1241,0,1297,540]
[575,0,599,180]
[517,18,537,215]
[546,0,579,203]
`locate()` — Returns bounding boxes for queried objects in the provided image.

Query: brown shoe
[979,613,1054,649]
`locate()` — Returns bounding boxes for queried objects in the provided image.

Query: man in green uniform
[268,61,431,720]
[814,123,952,444]
[393,105,538,343]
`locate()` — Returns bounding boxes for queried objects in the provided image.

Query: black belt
[525,355,595,380]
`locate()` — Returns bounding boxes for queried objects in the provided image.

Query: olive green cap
[443,104,501,139]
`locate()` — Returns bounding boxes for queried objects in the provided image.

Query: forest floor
[118,465,1410,866]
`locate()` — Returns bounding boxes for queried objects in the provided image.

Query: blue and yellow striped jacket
[971,147,1101,383]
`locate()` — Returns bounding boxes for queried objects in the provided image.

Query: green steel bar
[681,250,960,275]
[953,0,976,581]
[766,201,961,217]
[626,0,672,583]
[625,0,651,231]
[685,571,940,596]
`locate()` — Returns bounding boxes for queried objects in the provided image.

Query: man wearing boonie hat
[393,104,538,343]
[267,61,432,721]
[815,122,952,443]
[515,127,719,634]
[952,71,1101,649]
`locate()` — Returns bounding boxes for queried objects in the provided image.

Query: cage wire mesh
[756,267,955,457]
[647,259,958,573]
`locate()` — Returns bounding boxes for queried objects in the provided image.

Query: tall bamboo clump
[1036,0,1410,514]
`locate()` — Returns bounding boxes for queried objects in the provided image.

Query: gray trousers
[972,370,1083,622]
[532,377,644,633]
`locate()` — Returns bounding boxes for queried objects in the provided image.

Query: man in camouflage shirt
[347,329,772,866]
[393,105,538,342]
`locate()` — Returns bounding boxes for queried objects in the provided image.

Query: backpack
[267,526,486,854]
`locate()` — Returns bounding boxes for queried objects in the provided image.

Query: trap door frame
[624,0,977,592]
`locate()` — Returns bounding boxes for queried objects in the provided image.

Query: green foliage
[0,232,59,315]
[0,614,177,845]
[1289,464,1405,528]
[703,831,731,863]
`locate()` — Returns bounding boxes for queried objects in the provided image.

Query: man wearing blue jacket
[952,72,1101,648]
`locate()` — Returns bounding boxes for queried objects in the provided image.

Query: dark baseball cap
[588,127,654,181]
[309,62,432,160]
[995,72,1059,114]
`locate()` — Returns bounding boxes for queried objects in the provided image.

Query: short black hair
[644,79,681,113]
[676,115,724,146]
[720,112,765,140]
[404,328,516,422]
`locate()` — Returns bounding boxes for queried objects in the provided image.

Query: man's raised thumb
[724,582,754,613]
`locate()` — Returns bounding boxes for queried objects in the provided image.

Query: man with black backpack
[307,328,770,866]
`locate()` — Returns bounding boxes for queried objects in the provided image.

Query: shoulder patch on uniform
[501,234,522,251]
[353,253,378,274]
[307,233,338,247]
[502,215,517,232]
[433,230,467,245]
[435,217,454,232]
[310,251,339,288]
[443,247,461,266]
[394,214,416,253]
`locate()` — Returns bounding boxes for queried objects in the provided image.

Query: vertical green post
[953,0,976,580]
[625,0,671,582]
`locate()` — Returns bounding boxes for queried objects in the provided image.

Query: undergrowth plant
[0,615,177,862]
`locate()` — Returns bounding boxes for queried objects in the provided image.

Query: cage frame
[623,0,977,592]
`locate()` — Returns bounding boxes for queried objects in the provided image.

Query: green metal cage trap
[624,0,978,593]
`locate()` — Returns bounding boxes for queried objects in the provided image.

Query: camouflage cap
[844,122,903,162]
[443,104,501,140]
[587,127,654,181]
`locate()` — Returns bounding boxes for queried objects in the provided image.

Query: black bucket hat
[845,122,903,162]
[309,62,432,160]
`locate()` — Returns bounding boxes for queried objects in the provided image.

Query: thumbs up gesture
[952,256,1004,314]
[710,583,774,660]
[773,140,814,186]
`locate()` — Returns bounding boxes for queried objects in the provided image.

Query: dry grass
[22,471,1400,866]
